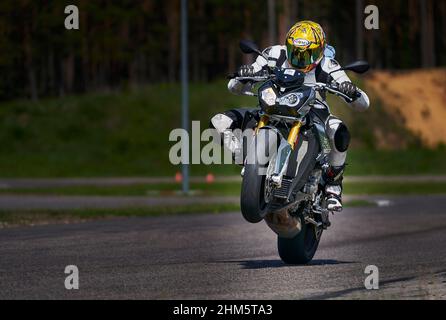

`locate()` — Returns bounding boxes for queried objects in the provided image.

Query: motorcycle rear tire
[277,216,321,264]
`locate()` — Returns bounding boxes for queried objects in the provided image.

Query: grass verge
[0,200,374,228]
[0,203,241,228]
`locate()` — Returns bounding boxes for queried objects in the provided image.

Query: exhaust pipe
[264,203,301,239]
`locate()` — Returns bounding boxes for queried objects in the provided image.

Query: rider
[210,20,370,212]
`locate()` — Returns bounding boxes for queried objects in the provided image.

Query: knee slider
[210,113,235,133]
[334,123,350,152]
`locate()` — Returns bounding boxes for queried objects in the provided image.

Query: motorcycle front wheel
[240,163,271,223]
[240,129,277,223]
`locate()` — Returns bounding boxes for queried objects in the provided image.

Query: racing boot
[323,165,345,212]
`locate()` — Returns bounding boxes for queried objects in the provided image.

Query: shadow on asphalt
[305,275,418,300]
[219,259,356,269]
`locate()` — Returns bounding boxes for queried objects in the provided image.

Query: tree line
[0,0,444,101]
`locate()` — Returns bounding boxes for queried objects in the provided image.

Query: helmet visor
[286,42,323,70]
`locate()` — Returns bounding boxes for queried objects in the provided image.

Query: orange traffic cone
[175,172,183,183]
[206,173,215,184]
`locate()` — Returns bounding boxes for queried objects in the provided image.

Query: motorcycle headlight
[260,87,277,106]
[277,93,301,107]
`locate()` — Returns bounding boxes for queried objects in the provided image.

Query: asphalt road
[0,195,445,299]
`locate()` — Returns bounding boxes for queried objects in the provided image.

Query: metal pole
[181,0,189,194]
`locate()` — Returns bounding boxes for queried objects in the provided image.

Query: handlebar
[233,76,271,82]
[228,68,273,82]
[229,73,360,103]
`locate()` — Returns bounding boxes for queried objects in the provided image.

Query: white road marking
[375,199,392,207]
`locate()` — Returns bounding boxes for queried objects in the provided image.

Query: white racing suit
[211,45,370,210]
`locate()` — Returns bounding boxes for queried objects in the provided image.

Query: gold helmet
[285,21,326,72]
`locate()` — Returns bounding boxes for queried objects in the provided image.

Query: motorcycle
[232,40,370,264]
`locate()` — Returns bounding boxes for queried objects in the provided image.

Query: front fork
[255,115,302,148]
[255,114,269,134]
[287,121,302,150]
[255,115,302,188]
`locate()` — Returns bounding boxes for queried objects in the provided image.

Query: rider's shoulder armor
[316,57,342,84]
[315,45,338,84]
[266,45,288,68]
[316,59,330,84]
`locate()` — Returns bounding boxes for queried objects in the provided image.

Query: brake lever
[324,85,355,103]
[339,90,361,103]
[335,90,354,103]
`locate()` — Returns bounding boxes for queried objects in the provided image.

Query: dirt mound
[366,69,446,147]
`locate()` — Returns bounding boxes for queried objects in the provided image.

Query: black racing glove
[338,81,359,100]
[238,65,256,77]
[227,65,269,80]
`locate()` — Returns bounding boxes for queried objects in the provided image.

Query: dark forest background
[0,0,444,101]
